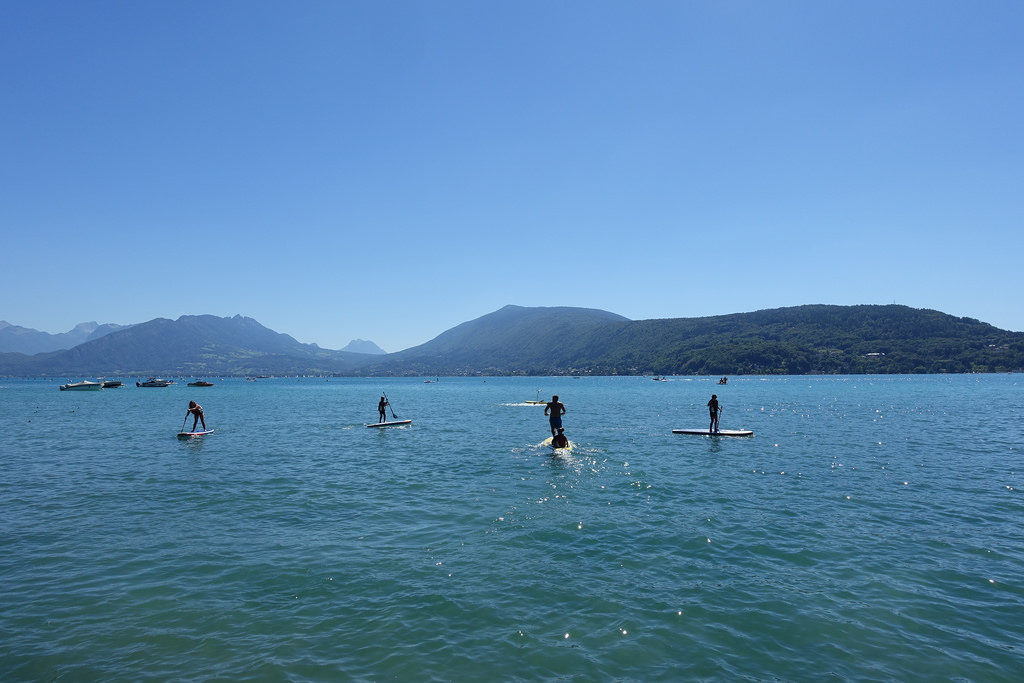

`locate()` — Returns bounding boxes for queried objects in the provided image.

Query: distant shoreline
[3,371,1020,380]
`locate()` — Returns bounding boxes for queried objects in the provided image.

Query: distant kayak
[673,429,753,437]
[366,420,412,428]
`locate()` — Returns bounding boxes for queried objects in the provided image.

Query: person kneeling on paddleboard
[552,428,569,449]
[708,394,721,434]
[186,400,206,432]
[378,395,389,423]
[544,395,566,437]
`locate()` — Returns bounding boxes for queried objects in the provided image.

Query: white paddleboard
[177,429,215,438]
[366,420,412,428]
[672,429,753,437]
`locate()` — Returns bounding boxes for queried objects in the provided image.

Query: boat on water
[718,377,728,385]
[187,380,215,387]
[137,378,174,387]
[101,380,124,388]
[60,380,103,391]
[652,376,667,381]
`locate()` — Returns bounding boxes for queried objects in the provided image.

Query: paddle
[382,390,398,419]
[180,412,189,435]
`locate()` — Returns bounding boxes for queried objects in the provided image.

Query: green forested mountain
[372,305,629,374]
[1,305,1021,377]
[360,304,1024,375]
[568,305,1023,375]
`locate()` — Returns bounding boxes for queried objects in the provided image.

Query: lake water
[2,375,1022,680]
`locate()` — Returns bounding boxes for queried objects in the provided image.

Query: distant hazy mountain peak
[72,321,100,334]
[342,339,386,355]
[0,319,130,354]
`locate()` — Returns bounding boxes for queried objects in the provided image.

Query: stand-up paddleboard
[672,429,753,437]
[541,437,575,452]
[177,429,215,438]
[366,420,412,428]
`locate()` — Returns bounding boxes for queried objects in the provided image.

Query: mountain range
[0,315,375,376]
[1,304,1021,377]
[0,320,130,354]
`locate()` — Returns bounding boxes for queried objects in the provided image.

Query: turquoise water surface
[2,375,1023,679]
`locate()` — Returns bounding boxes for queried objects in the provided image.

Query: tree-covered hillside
[362,305,1024,375]
[567,305,1024,375]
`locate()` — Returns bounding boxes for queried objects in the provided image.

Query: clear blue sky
[2,1,1021,351]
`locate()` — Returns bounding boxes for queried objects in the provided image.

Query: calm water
[1,375,1022,680]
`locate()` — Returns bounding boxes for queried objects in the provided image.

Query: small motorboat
[187,380,215,387]
[137,378,174,387]
[101,380,123,388]
[60,380,103,391]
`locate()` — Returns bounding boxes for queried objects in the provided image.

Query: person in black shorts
[186,401,206,431]
[544,395,566,437]
[708,394,721,433]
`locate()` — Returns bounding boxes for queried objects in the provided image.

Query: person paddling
[186,400,206,432]
[544,395,566,437]
[708,394,721,433]
[552,427,569,449]
[377,395,389,423]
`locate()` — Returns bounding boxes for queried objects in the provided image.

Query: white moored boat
[60,380,103,391]
[137,377,174,387]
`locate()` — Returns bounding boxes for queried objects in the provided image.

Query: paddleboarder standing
[708,394,721,433]
[186,400,206,432]
[377,395,389,423]
[545,395,566,437]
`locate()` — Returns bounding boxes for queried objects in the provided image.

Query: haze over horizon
[2,2,1021,351]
